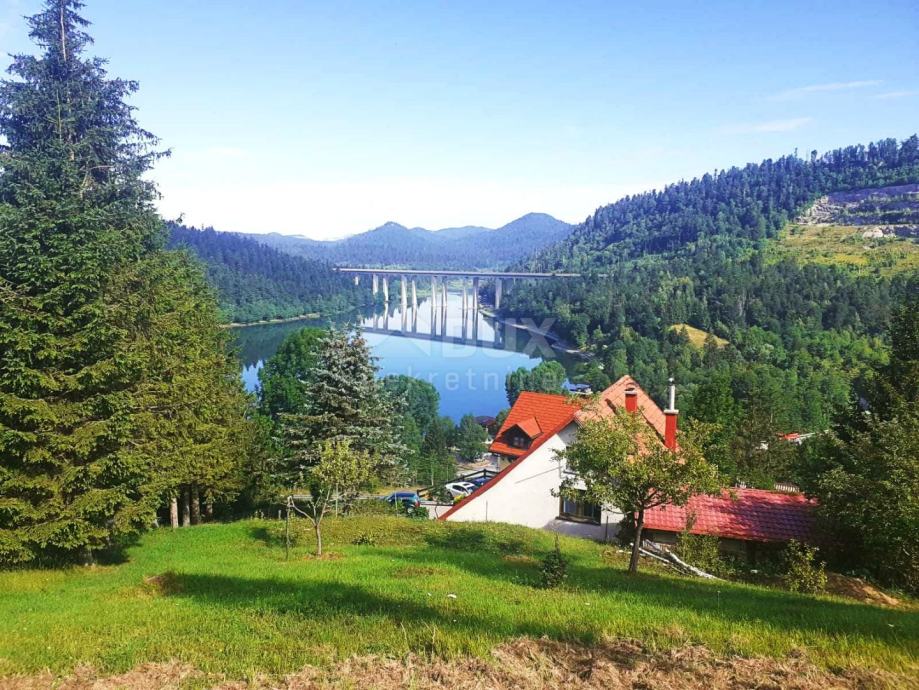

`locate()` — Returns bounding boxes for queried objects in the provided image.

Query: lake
[231,290,573,420]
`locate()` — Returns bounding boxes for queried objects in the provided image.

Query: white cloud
[722,117,813,134]
[155,174,663,240]
[772,80,882,100]
[874,90,919,100]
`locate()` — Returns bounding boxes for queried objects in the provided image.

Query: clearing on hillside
[668,324,729,348]
[775,183,919,275]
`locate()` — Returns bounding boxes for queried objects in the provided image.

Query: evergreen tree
[800,299,919,592]
[0,1,248,564]
[419,416,457,487]
[279,329,402,481]
[258,326,325,418]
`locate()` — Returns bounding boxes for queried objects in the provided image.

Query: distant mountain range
[241,213,573,269]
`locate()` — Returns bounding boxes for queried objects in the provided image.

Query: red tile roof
[643,488,815,543]
[441,401,580,521]
[445,376,676,524]
[489,392,583,458]
[514,417,542,439]
[577,375,667,439]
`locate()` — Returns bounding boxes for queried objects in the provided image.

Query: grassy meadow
[0,516,916,684]
[776,223,919,276]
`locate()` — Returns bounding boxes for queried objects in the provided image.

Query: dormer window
[502,416,542,451]
[509,432,530,449]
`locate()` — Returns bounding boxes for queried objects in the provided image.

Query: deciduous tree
[557,411,721,574]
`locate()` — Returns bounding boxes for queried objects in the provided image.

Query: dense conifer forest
[501,136,919,490]
[168,224,369,323]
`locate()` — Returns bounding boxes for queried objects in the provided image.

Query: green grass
[0,517,916,682]
[774,223,919,276]
[669,324,728,348]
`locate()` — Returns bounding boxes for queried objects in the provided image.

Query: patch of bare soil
[139,572,184,597]
[4,638,912,690]
[825,573,904,608]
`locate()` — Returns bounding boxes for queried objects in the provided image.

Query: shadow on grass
[383,545,918,651]
[163,572,594,645]
[423,524,536,557]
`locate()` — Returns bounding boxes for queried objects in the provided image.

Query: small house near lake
[440,375,815,552]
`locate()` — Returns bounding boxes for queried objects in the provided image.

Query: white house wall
[446,423,624,541]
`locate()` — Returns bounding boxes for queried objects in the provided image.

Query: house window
[509,432,529,450]
[558,491,601,524]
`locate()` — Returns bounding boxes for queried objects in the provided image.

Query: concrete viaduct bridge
[335,268,582,311]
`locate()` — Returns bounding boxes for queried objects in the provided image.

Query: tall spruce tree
[0,1,249,564]
[279,329,403,485]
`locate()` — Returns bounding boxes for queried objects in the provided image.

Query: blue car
[384,491,422,511]
[468,476,494,487]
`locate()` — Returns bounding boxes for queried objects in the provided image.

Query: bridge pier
[400,274,408,313]
[441,277,448,308]
[382,276,389,303]
[462,278,468,311]
[494,278,503,310]
[472,277,479,313]
[372,274,378,296]
[411,279,418,312]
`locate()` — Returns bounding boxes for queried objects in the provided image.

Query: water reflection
[364,292,505,350]
[231,291,572,420]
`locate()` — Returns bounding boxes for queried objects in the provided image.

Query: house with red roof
[441,374,816,551]
[643,488,815,559]
[440,375,678,539]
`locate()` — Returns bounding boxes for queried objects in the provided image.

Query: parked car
[468,476,494,487]
[444,481,477,498]
[384,491,422,511]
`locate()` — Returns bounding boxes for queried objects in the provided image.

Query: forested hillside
[168,224,367,323]
[248,212,571,269]
[502,136,919,489]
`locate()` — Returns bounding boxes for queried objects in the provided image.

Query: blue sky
[1,0,917,239]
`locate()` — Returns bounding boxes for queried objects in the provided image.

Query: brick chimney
[664,378,678,450]
[624,385,638,413]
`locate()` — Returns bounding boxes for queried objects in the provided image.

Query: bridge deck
[336,268,581,278]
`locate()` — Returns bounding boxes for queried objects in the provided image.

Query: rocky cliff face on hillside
[799,183,919,239]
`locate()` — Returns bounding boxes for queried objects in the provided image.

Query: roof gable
[489,392,583,458]
[513,417,542,439]
[644,488,815,543]
[577,375,667,438]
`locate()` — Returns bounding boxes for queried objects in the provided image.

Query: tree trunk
[628,509,645,574]
[204,500,214,520]
[181,490,191,527]
[314,521,323,557]
[169,496,179,529]
[285,502,291,561]
[190,487,201,525]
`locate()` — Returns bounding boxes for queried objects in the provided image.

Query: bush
[677,532,727,576]
[540,535,568,588]
[782,540,827,594]
[408,505,430,520]
[351,531,377,546]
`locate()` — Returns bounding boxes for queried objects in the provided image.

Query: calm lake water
[231,291,572,420]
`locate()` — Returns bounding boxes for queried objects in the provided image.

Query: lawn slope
[0,518,916,685]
